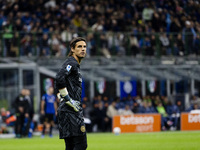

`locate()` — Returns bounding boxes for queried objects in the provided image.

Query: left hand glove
[65,99,81,112]
[62,95,81,112]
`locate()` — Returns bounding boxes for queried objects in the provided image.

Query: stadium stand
[0,0,200,57]
[0,0,200,133]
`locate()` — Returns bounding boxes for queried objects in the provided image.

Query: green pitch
[0,131,200,150]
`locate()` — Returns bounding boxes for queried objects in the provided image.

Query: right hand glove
[62,95,81,112]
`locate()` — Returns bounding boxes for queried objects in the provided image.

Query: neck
[72,54,82,64]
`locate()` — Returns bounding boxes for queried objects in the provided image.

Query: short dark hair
[68,37,86,56]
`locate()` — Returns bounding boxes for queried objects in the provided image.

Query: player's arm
[24,100,29,118]
[40,97,45,115]
[58,88,80,112]
[55,64,80,112]
[54,98,58,115]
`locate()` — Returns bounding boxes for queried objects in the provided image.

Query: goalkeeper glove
[62,95,81,112]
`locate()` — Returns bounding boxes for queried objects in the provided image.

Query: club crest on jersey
[66,65,72,72]
[80,126,86,132]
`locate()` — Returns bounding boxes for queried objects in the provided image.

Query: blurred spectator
[91,19,105,32]
[140,100,157,114]
[99,33,111,58]
[102,96,110,109]
[9,32,19,57]
[0,107,16,132]
[44,0,56,9]
[92,96,99,109]
[131,101,140,114]
[13,19,23,31]
[125,95,134,108]
[187,95,200,112]
[85,33,94,57]
[91,101,111,132]
[82,97,92,132]
[118,105,133,115]
[147,101,157,113]
[1,107,8,124]
[189,103,200,113]
[176,100,185,112]
[156,102,169,131]
[106,100,118,119]
[159,32,171,55]
[2,19,13,57]
[112,33,126,56]
[176,33,185,56]
[194,34,200,55]
[24,89,35,137]
[39,33,50,56]
[21,12,32,26]
[82,97,92,119]
[48,34,61,57]
[72,14,82,31]
[190,95,200,107]
[142,2,154,23]
[182,20,196,55]
[129,34,139,56]
[0,107,9,134]
[12,89,29,138]
[152,12,162,32]
[170,17,182,33]
[144,36,154,56]
[166,101,180,130]
[138,101,147,114]
[20,34,33,56]
[116,97,125,110]
[150,34,156,55]
[135,95,143,106]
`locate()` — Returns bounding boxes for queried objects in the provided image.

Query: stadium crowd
[82,94,200,132]
[1,0,200,136]
[0,0,200,57]
[0,93,200,136]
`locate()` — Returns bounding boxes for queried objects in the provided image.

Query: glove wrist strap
[63,94,71,101]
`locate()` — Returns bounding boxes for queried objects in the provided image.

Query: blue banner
[120,80,137,99]
[160,80,166,96]
[81,80,85,101]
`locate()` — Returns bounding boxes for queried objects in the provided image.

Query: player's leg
[49,118,54,137]
[15,115,20,137]
[41,115,48,138]
[64,137,74,150]
[19,114,25,137]
[73,134,87,150]
[41,122,46,137]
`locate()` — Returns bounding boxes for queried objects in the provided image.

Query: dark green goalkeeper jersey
[55,56,82,103]
[55,56,86,138]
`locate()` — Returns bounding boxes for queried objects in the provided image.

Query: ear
[71,48,75,52]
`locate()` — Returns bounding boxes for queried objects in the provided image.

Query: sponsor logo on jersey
[66,65,72,72]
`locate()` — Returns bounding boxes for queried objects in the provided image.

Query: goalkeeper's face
[72,41,87,59]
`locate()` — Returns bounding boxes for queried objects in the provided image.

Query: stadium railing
[0,31,199,58]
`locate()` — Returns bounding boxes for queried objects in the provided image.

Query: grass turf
[0,131,200,150]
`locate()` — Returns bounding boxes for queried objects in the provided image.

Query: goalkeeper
[55,37,87,150]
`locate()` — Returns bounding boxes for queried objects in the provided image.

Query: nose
[82,47,86,51]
